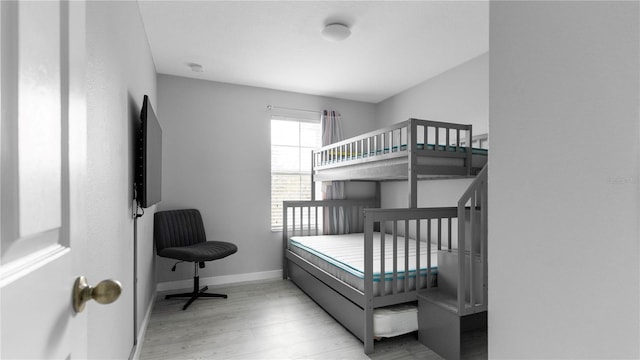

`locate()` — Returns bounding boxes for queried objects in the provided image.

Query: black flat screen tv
[136,95,162,208]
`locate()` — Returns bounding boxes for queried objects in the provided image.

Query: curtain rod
[267,105,322,114]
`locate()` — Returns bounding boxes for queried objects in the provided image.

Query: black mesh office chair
[154,209,238,310]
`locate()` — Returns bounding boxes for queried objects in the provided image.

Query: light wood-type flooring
[139,278,486,360]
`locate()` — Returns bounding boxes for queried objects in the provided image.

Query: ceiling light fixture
[321,23,351,42]
[188,63,203,73]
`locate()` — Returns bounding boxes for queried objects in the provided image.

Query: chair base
[165,275,228,310]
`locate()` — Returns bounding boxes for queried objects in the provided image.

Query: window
[271,117,321,230]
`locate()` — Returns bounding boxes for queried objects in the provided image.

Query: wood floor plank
[139,278,485,360]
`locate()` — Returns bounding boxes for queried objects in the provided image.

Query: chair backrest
[154,209,207,252]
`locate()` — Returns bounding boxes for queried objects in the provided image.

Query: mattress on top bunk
[288,232,437,297]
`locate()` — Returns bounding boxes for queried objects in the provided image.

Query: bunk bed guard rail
[283,199,463,354]
[282,198,380,275]
[362,207,458,305]
[312,118,473,174]
[282,199,459,301]
[456,165,488,315]
[362,206,459,353]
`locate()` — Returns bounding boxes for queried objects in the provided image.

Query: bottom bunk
[287,257,419,341]
[282,199,458,354]
[289,233,438,295]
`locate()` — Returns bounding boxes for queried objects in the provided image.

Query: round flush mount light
[188,63,203,73]
[321,23,351,42]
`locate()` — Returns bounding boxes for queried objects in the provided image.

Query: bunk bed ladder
[456,164,488,315]
[417,164,488,360]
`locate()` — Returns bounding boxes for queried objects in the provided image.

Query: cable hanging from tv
[133,183,145,218]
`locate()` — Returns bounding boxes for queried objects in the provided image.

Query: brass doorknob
[73,276,122,313]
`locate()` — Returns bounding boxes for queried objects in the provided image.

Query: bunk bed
[282,118,488,354]
[311,118,487,206]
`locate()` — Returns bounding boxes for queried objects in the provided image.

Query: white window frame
[270,115,321,231]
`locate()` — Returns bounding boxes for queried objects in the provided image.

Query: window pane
[271,174,311,229]
[271,119,300,146]
[270,117,321,230]
[300,121,321,145]
[271,145,301,172]
[299,147,313,172]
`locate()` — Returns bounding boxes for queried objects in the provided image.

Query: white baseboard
[156,270,283,293]
[129,291,157,360]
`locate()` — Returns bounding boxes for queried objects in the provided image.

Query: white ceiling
[137,1,489,103]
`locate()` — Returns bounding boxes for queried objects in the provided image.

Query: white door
[0,1,116,358]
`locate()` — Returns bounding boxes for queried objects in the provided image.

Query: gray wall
[86,1,156,358]
[376,53,488,134]
[156,74,377,284]
[489,1,639,358]
[375,53,488,208]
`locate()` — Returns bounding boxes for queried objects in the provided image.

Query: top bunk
[312,118,488,182]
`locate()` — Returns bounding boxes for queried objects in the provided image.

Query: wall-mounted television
[136,95,162,208]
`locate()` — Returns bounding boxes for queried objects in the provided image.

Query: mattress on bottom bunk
[288,232,438,297]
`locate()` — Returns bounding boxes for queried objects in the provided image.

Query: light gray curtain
[322,110,349,234]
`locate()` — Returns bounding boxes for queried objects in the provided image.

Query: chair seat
[158,241,237,262]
